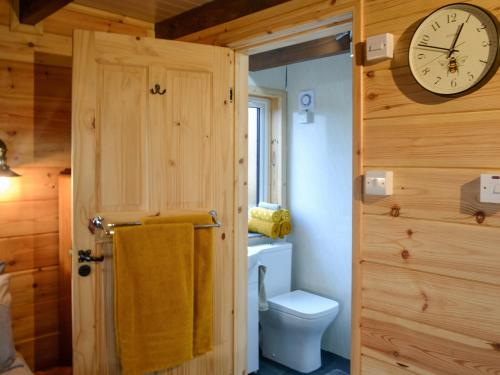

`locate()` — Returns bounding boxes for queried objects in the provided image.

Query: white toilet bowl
[261,290,339,373]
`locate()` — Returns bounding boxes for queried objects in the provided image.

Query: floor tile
[256,351,350,375]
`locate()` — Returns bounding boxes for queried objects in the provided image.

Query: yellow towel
[250,207,282,223]
[114,224,194,375]
[248,217,280,239]
[281,209,291,222]
[279,221,292,238]
[142,211,215,356]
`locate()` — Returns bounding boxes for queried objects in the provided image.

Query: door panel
[97,65,149,213]
[72,30,235,375]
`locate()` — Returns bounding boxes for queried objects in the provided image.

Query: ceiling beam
[19,0,72,25]
[249,34,351,72]
[155,0,291,40]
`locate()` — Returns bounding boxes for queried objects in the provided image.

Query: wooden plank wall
[0,1,153,370]
[362,0,500,373]
[181,0,500,373]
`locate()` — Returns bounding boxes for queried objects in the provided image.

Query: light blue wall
[249,53,353,359]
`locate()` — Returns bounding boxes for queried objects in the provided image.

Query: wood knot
[239,158,244,164]
[475,211,485,224]
[397,363,409,368]
[367,92,378,100]
[8,260,15,266]
[136,36,141,40]
[390,205,401,217]
[221,232,226,240]
[406,229,413,237]
[490,342,500,351]
[27,42,35,48]
[6,130,17,137]
[366,70,375,78]
[168,160,175,166]
[393,351,399,357]
[238,206,242,214]
[32,283,38,288]
[401,249,410,260]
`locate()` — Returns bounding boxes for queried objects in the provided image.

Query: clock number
[417,53,426,60]
[451,79,457,88]
[465,13,472,23]
[422,67,431,76]
[431,21,441,31]
[420,34,430,46]
[482,41,492,47]
[447,13,457,23]
[467,72,474,81]
[480,59,488,64]
[477,23,487,32]
[434,76,442,85]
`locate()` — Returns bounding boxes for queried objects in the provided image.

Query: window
[247,87,286,210]
[248,98,270,208]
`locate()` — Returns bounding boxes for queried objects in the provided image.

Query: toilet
[258,242,339,373]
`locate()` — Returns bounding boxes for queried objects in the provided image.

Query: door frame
[211,1,364,374]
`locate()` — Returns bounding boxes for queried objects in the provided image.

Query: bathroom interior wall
[249,53,353,359]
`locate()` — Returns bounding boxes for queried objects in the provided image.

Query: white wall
[249,66,286,90]
[249,54,352,359]
[287,54,352,359]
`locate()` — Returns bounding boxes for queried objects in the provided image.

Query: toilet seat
[267,290,339,320]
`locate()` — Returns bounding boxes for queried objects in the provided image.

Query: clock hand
[417,44,459,53]
[448,23,464,58]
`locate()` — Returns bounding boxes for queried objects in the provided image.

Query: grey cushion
[1,353,32,375]
[0,261,16,374]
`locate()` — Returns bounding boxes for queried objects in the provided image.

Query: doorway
[243,14,355,375]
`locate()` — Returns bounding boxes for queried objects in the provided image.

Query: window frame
[248,86,287,207]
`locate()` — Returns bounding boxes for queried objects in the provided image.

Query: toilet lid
[267,290,339,320]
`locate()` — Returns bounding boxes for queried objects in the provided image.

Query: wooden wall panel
[361,355,416,375]
[363,167,500,227]
[361,310,500,375]
[361,1,500,372]
[0,0,153,370]
[364,111,500,169]
[362,262,500,344]
[363,215,500,286]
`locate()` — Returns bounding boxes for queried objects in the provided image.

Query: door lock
[78,250,104,263]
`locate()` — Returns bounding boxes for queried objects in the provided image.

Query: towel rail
[89,210,222,235]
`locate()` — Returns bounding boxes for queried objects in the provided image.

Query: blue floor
[256,351,350,375]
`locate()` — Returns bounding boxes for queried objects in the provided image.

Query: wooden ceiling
[73,0,212,22]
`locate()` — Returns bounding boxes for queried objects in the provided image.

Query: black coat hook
[150,84,166,95]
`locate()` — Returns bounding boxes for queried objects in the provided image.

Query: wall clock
[409,3,499,96]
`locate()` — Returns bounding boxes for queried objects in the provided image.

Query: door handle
[78,250,104,263]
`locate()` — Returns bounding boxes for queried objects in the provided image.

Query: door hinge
[229,88,233,103]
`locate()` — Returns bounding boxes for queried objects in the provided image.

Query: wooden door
[71,30,235,375]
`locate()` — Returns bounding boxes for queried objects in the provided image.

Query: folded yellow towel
[281,209,291,222]
[250,207,282,223]
[279,221,292,238]
[114,224,194,375]
[142,211,215,356]
[248,217,280,239]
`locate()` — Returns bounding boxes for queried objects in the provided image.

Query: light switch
[481,174,500,203]
[366,33,394,62]
[365,171,393,196]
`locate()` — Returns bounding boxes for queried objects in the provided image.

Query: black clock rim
[407,2,500,97]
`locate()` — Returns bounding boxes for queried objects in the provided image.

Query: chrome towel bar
[89,210,222,235]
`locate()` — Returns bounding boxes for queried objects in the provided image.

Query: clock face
[409,3,499,96]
